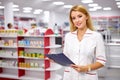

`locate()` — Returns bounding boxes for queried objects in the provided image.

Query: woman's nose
[75,18,80,22]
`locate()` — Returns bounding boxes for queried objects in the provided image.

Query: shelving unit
[106,39,120,69]
[0,29,62,80]
[92,16,120,40]
[0,30,18,80]
[92,16,120,77]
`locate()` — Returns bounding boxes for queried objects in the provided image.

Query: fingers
[76,68,81,72]
[70,65,87,72]
[70,64,79,68]
[49,59,55,62]
[70,64,81,72]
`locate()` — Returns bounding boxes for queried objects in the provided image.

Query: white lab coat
[63,29,106,80]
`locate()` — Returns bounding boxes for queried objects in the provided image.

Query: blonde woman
[63,5,106,80]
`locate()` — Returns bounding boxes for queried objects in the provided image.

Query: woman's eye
[72,17,75,20]
[78,15,82,18]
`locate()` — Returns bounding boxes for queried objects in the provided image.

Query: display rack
[92,16,120,40]
[0,29,62,80]
[92,16,120,77]
[106,39,120,69]
[0,30,18,80]
[92,16,120,67]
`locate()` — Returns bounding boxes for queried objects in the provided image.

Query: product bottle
[53,23,59,35]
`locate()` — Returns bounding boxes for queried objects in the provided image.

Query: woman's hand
[70,64,88,72]
[49,58,55,62]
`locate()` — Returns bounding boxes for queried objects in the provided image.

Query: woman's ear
[86,16,88,20]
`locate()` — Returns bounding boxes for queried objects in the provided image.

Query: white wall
[49,11,69,29]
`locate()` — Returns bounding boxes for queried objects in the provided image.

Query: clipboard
[45,53,75,66]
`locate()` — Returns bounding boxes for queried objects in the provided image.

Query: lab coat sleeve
[95,33,106,65]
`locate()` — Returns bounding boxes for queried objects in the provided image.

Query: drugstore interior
[0,0,120,80]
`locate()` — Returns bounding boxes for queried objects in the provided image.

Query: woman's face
[71,11,88,29]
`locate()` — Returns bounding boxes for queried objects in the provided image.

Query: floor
[98,67,120,80]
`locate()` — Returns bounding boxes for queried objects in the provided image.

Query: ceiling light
[89,8,97,11]
[116,2,120,5]
[33,12,41,14]
[115,0,120,1]
[13,8,19,11]
[118,5,120,8]
[81,0,93,3]
[23,10,31,13]
[42,0,51,1]
[23,7,32,10]
[53,1,64,5]
[63,5,73,8]
[44,11,49,14]
[34,9,43,12]
[33,9,43,14]
[0,6,4,9]
[43,11,50,23]
[103,7,111,10]
[94,6,102,9]
[13,5,19,8]
[88,3,98,7]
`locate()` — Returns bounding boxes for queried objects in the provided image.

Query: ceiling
[0,0,119,14]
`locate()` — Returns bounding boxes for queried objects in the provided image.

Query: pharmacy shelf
[0,73,19,79]
[18,67,44,71]
[0,29,63,80]
[45,45,62,48]
[19,76,44,80]
[48,74,62,80]
[0,56,18,58]
[46,63,62,71]
[106,42,120,69]
[0,36,17,38]
[0,46,17,48]
[0,66,18,69]
[44,34,62,37]
[18,35,44,38]
[0,73,44,80]
[18,46,44,48]
[19,56,44,60]
[106,43,120,46]
[18,45,61,49]
[108,66,120,69]
[19,34,62,38]
[110,55,120,58]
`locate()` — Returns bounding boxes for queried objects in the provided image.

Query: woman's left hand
[70,64,88,72]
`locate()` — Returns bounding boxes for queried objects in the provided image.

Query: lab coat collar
[71,28,93,35]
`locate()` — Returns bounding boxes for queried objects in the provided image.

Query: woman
[63,5,106,80]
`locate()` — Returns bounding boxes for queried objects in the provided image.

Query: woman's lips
[76,23,81,26]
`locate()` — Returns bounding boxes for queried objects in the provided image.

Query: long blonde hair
[69,5,94,32]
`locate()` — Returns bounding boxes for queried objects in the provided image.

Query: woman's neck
[77,27,87,41]
[77,27,87,35]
